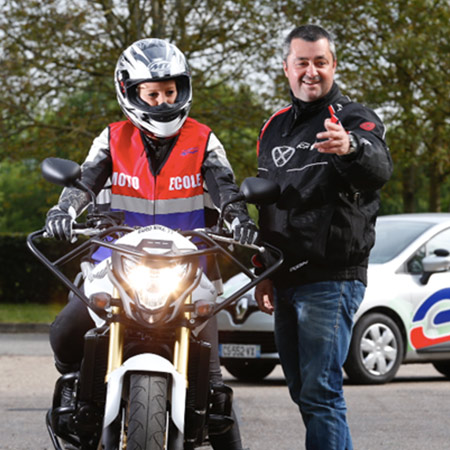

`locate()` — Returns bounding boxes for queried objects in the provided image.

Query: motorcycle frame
[26,227,283,327]
[27,226,283,450]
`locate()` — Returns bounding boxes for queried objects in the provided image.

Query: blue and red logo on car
[410,288,450,352]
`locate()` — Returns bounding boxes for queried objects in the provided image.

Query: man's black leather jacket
[257,83,393,287]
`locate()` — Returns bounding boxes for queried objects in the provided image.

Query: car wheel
[224,360,277,382]
[344,313,404,385]
[432,361,450,378]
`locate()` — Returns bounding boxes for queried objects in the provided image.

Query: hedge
[0,233,81,304]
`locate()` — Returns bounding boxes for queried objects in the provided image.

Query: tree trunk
[428,162,442,212]
[151,0,166,38]
[402,165,416,212]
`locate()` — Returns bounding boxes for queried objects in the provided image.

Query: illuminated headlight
[123,259,189,310]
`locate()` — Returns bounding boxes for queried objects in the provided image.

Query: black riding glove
[231,214,258,245]
[45,205,77,242]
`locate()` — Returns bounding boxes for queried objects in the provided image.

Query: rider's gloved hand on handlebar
[45,205,77,242]
[231,214,258,245]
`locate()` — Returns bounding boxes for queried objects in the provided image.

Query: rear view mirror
[239,177,280,205]
[41,157,81,188]
[420,249,450,284]
[217,177,280,231]
[41,157,98,212]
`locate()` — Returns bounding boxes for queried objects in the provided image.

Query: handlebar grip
[203,230,266,253]
[72,222,88,229]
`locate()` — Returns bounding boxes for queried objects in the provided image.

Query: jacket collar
[290,82,342,119]
[280,82,342,137]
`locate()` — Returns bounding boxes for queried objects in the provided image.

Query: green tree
[1,0,296,231]
[2,0,450,226]
[0,159,60,232]
[0,0,289,163]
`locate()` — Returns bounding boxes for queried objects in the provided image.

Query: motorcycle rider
[45,38,256,450]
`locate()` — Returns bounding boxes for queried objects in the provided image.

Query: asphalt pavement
[2,329,450,450]
[0,323,50,334]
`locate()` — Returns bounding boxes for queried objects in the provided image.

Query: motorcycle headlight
[123,259,190,310]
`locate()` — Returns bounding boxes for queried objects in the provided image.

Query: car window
[406,227,450,274]
[369,220,434,264]
[407,245,426,274]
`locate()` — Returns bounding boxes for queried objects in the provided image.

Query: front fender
[103,353,187,432]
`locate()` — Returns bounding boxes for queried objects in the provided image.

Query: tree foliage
[0,0,302,231]
[1,0,449,234]
[0,0,291,163]
[0,159,60,231]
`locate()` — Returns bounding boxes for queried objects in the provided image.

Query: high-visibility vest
[109,118,210,230]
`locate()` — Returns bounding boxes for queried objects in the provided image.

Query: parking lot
[1,333,450,449]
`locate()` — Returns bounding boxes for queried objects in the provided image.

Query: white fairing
[103,354,187,432]
[107,223,197,251]
[83,224,218,325]
[83,257,113,327]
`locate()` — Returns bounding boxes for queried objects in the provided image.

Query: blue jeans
[274,281,365,450]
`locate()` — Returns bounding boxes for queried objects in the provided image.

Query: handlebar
[72,224,105,237]
[43,223,109,239]
[197,229,266,253]
[46,223,267,251]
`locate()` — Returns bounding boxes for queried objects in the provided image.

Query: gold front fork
[105,290,124,382]
[103,291,191,383]
[173,294,191,383]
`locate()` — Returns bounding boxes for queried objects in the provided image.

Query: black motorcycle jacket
[257,83,393,287]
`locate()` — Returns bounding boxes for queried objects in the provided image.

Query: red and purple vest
[109,118,211,231]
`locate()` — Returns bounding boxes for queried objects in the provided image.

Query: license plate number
[219,344,261,358]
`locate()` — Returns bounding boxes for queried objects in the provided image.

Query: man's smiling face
[283,37,336,102]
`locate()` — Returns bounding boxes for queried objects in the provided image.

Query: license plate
[219,344,261,358]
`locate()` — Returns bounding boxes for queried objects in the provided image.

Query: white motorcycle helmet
[115,38,192,138]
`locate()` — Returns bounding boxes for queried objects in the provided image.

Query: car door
[406,227,450,357]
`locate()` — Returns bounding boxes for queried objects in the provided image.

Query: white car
[218,213,450,384]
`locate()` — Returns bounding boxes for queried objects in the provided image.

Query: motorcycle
[27,157,282,450]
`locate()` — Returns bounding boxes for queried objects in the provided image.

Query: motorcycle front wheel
[125,373,169,450]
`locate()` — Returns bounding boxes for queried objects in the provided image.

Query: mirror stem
[74,179,98,213]
[218,194,245,230]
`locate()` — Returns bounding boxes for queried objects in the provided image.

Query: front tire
[126,373,169,450]
[344,313,404,385]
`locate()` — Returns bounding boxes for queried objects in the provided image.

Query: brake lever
[198,229,266,253]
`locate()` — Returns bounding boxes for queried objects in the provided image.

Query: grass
[0,303,64,323]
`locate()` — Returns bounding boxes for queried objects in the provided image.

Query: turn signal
[89,292,112,309]
[194,300,214,317]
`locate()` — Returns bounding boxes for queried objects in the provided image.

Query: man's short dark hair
[283,24,336,62]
